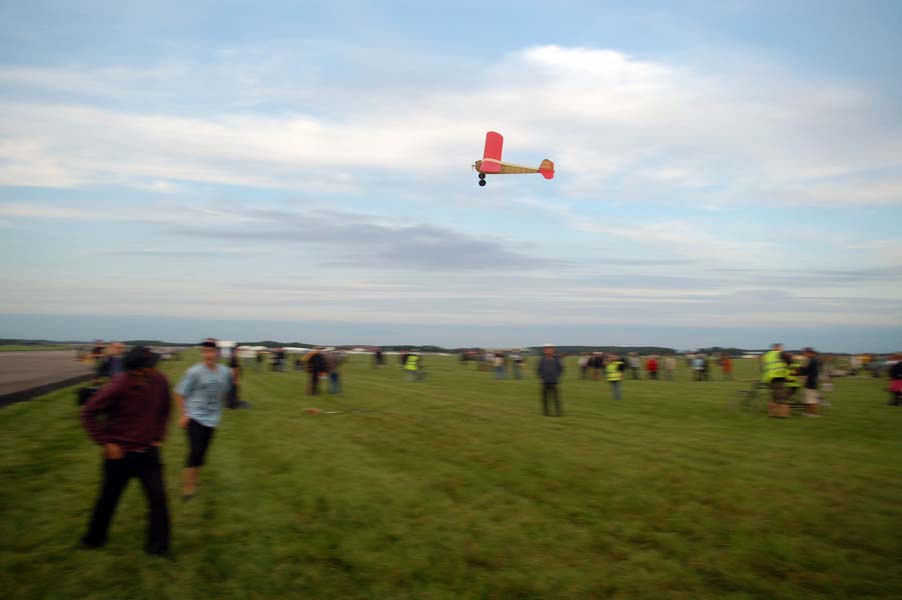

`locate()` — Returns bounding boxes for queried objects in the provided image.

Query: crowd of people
[73,339,901,555]
[462,345,902,418]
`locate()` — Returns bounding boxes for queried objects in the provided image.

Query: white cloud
[0,44,899,205]
[2,271,897,329]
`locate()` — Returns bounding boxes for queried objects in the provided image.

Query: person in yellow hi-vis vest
[786,356,803,400]
[760,343,790,402]
[404,352,424,382]
[606,354,626,400]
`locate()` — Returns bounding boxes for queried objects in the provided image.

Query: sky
[1,0,901,350]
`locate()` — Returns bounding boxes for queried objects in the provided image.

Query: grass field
[0,345,69,352]
[2,353,900,599]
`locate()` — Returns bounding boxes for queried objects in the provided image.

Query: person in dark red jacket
[80,346,172,555]
[888,353,902,406]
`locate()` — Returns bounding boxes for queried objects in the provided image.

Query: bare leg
[183,467,199,496]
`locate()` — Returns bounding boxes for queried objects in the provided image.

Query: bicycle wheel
[735,386,767,414]
[733,389,757,413]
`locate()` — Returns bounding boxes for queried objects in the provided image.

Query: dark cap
[200,338,217,348]
[124,346,159,370]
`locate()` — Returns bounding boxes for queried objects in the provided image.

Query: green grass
[0,344,69,352]
[1,354,900,599]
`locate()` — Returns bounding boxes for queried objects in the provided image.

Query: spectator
[606,354,626,400]
[664,355,676,380]
[591,352,604,380]
[646,355,659,380]
[799,348,821,417]
[760,343,790,403]
[80,346,171,555]
[405,352,425,381]
[494,352,507,380]
[578,353,589,380]
[96,341,126,380]
[327,349,344,394]
[720,353,733,381]
[174,339,231,501]
[90,340,106,370]
[536,343,563,416]
[628,353,641,380]
[692,355,704,381]
[510,349,524,380]
[870,356,882,378]
[226,349,242,409]
[306,347,328,395]
[888,353,902,406]
[786,355,804,400]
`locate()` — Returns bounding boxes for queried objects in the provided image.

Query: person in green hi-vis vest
[405,352,425,382]
[760,343,790,403]
[606,354,626,400]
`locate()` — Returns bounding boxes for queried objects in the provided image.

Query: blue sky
[1,1,901,350]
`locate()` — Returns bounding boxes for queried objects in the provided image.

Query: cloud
[0,200,551,272]
[163,207,555,271]
[3,269,898,329]
[1,44,899,205]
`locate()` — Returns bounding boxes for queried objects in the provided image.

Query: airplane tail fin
[539,159,554,179]
[483,132,503,161]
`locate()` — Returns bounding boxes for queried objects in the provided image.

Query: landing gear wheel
[478,179,486,186]
[478,173,486,180]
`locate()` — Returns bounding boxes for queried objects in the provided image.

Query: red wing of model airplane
[472,131,554,186]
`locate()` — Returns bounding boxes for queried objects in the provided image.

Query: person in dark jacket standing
[307,347,327,395]
[799,347,821,417]
[80,346,171,555]
[226,351,242,409]
[536,343,564,416]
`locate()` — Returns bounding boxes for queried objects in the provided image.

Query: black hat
[200,338,217,348]
[124,346,158,370]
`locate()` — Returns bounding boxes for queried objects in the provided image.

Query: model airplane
[472,131,554,186]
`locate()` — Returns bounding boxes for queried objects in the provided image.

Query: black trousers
[309,373,320,396]
[541,383,562,416]
[186,419,215,467]
[83,448,170,554]
[226,382,240,409]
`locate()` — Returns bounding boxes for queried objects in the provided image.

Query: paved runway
[0,350,94,407]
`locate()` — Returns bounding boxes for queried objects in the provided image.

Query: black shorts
[186,419,215,467]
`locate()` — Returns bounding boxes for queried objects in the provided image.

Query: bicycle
[733,381,771,414]
[733,380,831,416]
